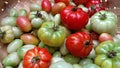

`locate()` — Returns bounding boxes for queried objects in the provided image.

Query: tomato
[41,0,52,13]
[83,64,100,68]
[7,39,23,53]
[95,41,120,68]
[16,16,32,32]
[54,0,70,6]
[73,0,89,5]
[38,21,68,47]
[90,10,118,35]
[50,61,73,68]
[20,34,39,45]
[0,25,15,43]
[2,52,21,67]
[1,16,16,26]
[64,54,80,64]
[98,33,113,42]
[9,8,18,17]
[12,26,23,38]
[79,58,93,66]
[30,3,42,11]
[23,47,52,68]
[66,31,93,58]
[60,6,89,30]
[52,2,66,15]
[85,0,105,17]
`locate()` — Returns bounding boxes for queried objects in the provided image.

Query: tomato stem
[107,50,116,58]
[52,22,58,31]
[31,56,40,64]
[36,11,42,18]
[72,7,78,11]
[84,40,91,48]
[99,12,106,20]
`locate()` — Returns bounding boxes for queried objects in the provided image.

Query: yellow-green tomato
[95,41,120,68]
[73,64,82,68]
[2,52,21,67]
[5,66,13,68]
[38,21,67,47]
[0,25,15,43]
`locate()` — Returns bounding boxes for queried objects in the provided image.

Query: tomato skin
[85,0,105,17]
[41,0,52,13]
[54,0,69,6]
[20,34,39,45]
[23,47,52,68]
[66,32,93,58]
[60,6,89,30]
[73,0,89,5]
[16,16,32,32]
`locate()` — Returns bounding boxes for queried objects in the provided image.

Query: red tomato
[41,0,52,13]
[54,0,70,5]
[99,33,113,42]
[16,16,32,32]
[66,32,93,58]
[60,6,89,30]
[90,31,99,40]
[85,0,105,17]
[73,0,89,5]
[23,47,52,68]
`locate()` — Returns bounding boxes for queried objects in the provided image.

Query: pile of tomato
[0,0,120,68]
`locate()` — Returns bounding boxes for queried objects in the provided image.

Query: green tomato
[29,11,37,20]
[50,61,73,68]
[18,61,23,68]
[38,41,46,48]
[0,25,15,43]
[95,41,120,68]
[64,54,80,64]
[7,39,23,53]
[60,39,69,55]
[53,51,61,57]
[17,44,35,59]
[83,64,100,68]
[51,57,65,64]
[38,21,67,47]
[18,9,27,16]
[12,26,23,38]
[79,58,93,67]
[90,10,118,35]
[40,11,51,22]
[88,48,96,59]
[53,14,61,25]
[73,64,82,68]
[9,8,18,17]
[5,66,13,68]
[1,16,16,26]
[2,52,21,67]
[31,18,43,28]
[30,3,41,11]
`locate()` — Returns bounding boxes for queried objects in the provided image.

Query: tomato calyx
[36,11,42,18]
[107,50,117,58]
[31,56,40,64]
[72,7,78,11]
[52,22,59,31]
[84,40,91,48]
[99,12,106,20]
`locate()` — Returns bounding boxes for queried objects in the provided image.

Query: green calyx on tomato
[0,25,15,43]
[23,46,52,68]
[90,10,118,35]
[95,41,120,68]
[38,21,68,47]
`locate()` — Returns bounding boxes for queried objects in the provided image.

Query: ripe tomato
[66,31,93,58]
[60,6,89,30]
[73,0,89,5]
[23,47,52,68]
[85,0,105,17]
[16,16,32,32]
